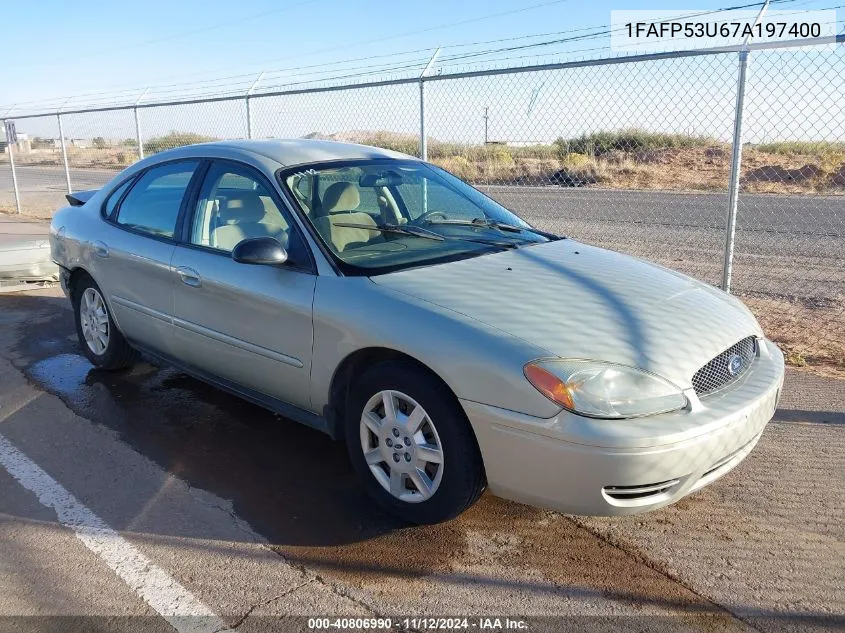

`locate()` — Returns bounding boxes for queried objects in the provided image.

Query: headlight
[523,359,688,419]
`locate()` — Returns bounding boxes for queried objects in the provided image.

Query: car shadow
[1,292,407,547]
[772,408,845,425]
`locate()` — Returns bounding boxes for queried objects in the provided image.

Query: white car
[50,139,785,524]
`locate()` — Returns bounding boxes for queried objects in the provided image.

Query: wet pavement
[0,288,842,631]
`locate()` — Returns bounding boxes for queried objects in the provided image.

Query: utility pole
[483,107,489,144]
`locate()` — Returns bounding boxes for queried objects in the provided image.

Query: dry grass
[429,145,845,194]
[0,147,131,170]
[3,130,844,195]
[326,129,845,194]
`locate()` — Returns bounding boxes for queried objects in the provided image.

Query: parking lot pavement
[0,287,842,632]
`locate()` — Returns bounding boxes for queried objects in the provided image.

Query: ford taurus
[50,140,784,524]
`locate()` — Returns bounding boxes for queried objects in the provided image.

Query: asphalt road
[0,287,843,631]
[1,166,843,300]
[0,164,119,192]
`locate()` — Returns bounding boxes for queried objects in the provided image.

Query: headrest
[220,192,265,224]
[322,182,360,214]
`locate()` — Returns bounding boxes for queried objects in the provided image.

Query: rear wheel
[72,275,138,370]
[346,361,486,524]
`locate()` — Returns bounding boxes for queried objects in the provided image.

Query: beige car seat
[212,191,288,251]
[312,182,379,252]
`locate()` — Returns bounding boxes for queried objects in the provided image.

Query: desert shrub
[509,144,557,159]
[144,131,217,154]
[92,137,108,149]
[755,140,845,155]
[819,150,845,175]
[560,152,591,168]
[427,142,471,160]
[484,144,514,165]
[556,129,715,156]
[433,156,480,182]
[361,132,419,155]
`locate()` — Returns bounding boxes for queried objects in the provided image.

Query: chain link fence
[1,40,843,372]
[426,53,738,290]
[734,44,845,369]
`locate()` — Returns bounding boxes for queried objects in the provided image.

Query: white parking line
[0,433,228,633]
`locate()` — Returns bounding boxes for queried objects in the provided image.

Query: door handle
[176,266,202,287]
[92,241,109,258]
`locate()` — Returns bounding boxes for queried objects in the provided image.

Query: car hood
[371,240,763,389]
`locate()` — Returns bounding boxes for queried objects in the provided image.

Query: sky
[2,0,842,143]
[4,0,838,112]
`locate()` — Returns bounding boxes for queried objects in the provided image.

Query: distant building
[4,133,31,153]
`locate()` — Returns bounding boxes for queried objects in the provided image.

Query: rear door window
[115,160,200,238]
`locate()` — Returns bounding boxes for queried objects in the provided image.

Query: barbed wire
[4,0,836,116]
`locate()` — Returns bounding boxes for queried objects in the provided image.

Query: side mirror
[232,237,288,265]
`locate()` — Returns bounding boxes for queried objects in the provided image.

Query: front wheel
[72,275,138,370]
[346,361,486,524]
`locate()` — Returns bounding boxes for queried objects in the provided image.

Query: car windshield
[281,160,554,274]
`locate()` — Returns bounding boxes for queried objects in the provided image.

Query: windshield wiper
[332,222,444,241]
[423,217,560,239]
[332,221,518,250]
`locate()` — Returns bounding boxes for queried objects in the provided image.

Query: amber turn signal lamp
[524,363,575,409]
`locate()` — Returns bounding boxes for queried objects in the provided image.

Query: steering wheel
[414,209,448,224]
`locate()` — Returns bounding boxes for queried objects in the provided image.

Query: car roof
[156,138,417,167]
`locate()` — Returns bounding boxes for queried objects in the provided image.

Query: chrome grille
[692,336,757,397]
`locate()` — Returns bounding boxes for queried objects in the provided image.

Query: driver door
[170,159,316,411]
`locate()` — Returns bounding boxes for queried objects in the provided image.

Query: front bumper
[461,339,784,516]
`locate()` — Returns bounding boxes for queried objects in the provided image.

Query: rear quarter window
[102,178,135,218]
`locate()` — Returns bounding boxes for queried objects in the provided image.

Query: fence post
[722,0,770,293]
[2,120,22,214]
[419,81,427,160]
[134,89,148,160]
[419,48,441,160]
[722,49,749,293]
[57,113,72,194]
[134,108,144,160]
[246,72,264,140]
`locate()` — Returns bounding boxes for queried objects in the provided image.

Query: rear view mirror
[232,237,288,265]
[359,170,406,187]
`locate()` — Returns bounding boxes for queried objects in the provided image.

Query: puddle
[29,353,94,400]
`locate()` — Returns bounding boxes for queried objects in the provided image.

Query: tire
[72,274,138,370]
[346,360,486,524]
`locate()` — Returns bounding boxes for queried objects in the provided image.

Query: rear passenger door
[96,160,201,356]
[170,160,317,412]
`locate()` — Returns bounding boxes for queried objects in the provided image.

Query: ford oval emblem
[727,354,743,376]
